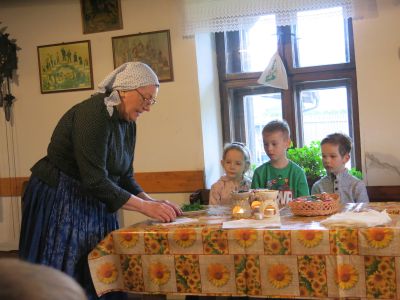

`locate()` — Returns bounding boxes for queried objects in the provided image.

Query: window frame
[216,19,361,170]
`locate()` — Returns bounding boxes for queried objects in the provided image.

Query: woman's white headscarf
[97,62,159,116]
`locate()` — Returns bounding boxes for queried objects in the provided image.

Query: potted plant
[287,141,326,190]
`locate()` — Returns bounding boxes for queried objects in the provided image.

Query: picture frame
[37,40,94,94]
[112,30,174,82]
[80,0,123,34]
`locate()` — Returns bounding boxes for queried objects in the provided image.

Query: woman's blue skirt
[19,172,127,300]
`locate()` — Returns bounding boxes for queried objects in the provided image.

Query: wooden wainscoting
[2,175,398,202]
[367,186,400,202]
[0,170,205,197]
[0,177,29,197]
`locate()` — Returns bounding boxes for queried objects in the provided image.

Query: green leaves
[349,168,363,179]
[287,141,325,181]
[181,202,205,212]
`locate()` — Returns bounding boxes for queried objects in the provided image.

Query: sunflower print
[329,228,358,255]
[298,255,327,297]
[335,264,358,290]
[96,234,115,255]
[96,262,118,284]
[234,229,258,248]
[120,255,144,292]
[267,264,292,289]
[144,230,170,254]
[263,230,291,255]
[367,271,386,289]
[149,262,171,286]
[363,228,394,249]
[365,256,396,299]
[202,228,228,255]
[303,264,319,282]
[118,232,139,248]
[88,249,101,259]
[234,254,261,295]
[173,228,197,248]
[175,255,201,293]
[297,230,324,248]
[207,263,230,287]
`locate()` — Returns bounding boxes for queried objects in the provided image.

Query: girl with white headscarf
[19,62,181,300]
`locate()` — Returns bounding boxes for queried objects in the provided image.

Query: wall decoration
[80,0,123,34]
[112,30,174,82]
[37,40,93,94]
[0,22,19,121]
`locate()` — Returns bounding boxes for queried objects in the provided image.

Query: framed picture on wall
[80,0,123,34]
[112,30,174,82]
[37,40,94,94]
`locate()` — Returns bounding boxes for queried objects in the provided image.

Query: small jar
[263,205,276,217]
[231,191,252,219]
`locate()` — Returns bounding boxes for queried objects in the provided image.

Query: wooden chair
[189,189,210,205]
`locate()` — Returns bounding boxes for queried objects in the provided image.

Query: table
[88,202,400,299]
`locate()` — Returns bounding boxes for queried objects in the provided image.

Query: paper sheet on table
[158,217,198,226]
[222,215,281,229]
[320,209,391,228]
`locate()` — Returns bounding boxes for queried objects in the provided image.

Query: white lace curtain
[183,0,377,37]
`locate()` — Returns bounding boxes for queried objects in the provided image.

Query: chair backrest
[189,189,210,205]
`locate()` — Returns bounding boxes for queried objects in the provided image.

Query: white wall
[353,0,400,185]
[195,33,223,188]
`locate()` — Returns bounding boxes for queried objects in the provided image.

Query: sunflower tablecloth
[88,202,400,299]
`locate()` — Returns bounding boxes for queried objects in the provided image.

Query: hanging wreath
[0,22,19,122]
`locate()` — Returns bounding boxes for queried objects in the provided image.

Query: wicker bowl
[288,193,340,216]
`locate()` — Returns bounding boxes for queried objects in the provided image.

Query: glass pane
[244,93,282,168]
[295,7,348,67]
[239,15,277,72]
[299,86,352,167]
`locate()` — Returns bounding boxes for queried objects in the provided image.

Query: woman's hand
[139,200,178,222]
[135,192,183,217]
[122,195,178,222]
[157,199,183,216]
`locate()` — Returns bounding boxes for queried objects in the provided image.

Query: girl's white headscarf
[97,62,159,116]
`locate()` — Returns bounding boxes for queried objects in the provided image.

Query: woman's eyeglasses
[135,89,157,106]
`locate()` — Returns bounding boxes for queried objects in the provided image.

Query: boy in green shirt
[251,120,309,207]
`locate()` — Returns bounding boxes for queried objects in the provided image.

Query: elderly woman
[19,62,181,299]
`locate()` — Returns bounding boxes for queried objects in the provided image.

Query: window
[216,7,360,169]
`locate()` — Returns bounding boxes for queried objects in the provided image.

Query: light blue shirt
[311,169,369,204]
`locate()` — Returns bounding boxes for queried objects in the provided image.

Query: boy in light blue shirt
[311,133,369,203]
